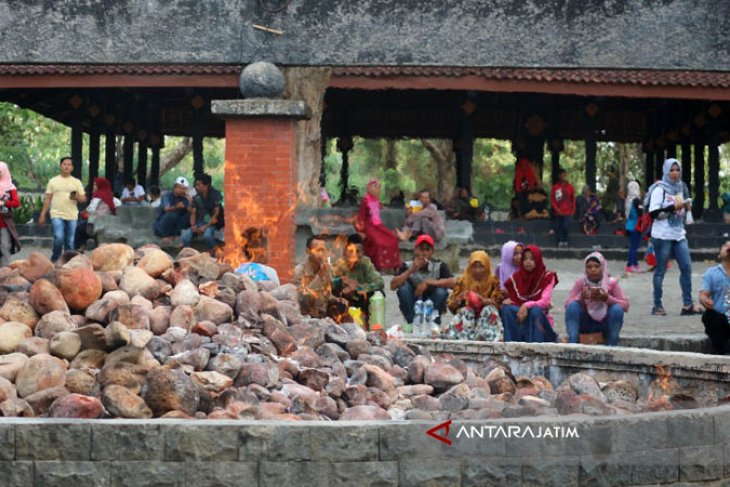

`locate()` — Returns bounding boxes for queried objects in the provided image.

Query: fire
[654,365,673,395]
[645,364,675,409]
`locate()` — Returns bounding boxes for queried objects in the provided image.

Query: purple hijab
[497,240,522,289]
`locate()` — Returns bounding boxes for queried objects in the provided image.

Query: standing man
[182,173,224,252]
[39,157,86,262]
[699,241,730,355]
[551,168,576,248]
[391,234,456,325]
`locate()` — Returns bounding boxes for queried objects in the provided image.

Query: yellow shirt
[46,175,85,220]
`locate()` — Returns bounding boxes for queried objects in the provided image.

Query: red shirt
[551,182,575,216]
[0,189,20,228]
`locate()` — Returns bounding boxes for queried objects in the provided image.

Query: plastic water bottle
[368,291,386,331]
[413,300,424,336]
[423,299,434,338]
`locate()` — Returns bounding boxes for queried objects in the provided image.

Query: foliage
[11,194,44,224]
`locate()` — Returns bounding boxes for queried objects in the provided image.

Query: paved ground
[13,246,714,339]
[383,254,719,339]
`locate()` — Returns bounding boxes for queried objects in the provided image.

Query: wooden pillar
[137,138,148,189]
[666,143,677,159]
[693,140,705,220]
[123,134,134,184]
[585,136,597,192]
[104,127,117,190]
[337,136,353,203]
[71,119,83,180]
[654,149,665,182]
[644,149,654,189]
[550,139,563,184]
[706,129,721,220]
[680,143,692,189]
[192,104,205,179]
[456,117,474,190]
[149,135,162,189]
[87,125,100,195]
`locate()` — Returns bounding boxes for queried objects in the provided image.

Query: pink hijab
[0,162,16,194]
[365,178,382,226]
[583,251,610,321]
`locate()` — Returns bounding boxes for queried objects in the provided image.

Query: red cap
[414,234,435,248]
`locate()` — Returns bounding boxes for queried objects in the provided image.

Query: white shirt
[649,187,686,241]
[122,184,146,201]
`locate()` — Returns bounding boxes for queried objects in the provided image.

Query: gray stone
[184,462,258,487]
[329,462,398,486]
[679,445,724,482]
[15,423,91,460]
[462,460,521,487]
[163,423,238,461]
[379,422,504,460]
[0,461,33,487]
[309,424,379,462]
[667,411,715,448]
[212,99,311,120]
[34,461,110,487]
[612,415,668,452]
[0,423,13,460]
[239,424,312,461]
[110,461,183,487]
[398,458,461,487]
[239,61,285,98]
[259,461,330,487]
[91,423,163,461]
[522,456,580,486]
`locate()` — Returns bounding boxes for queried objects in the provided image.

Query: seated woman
[581,192,602,235]
[235,226,280,286]
[396,190,445,243]
[564,252,628,346]
[495,240,523,292]
[501,245,558,343]
[443,250,503,341]
[355,179,402,272]
[446,187,483,222]
[75,177,116,250]
[332,234,384,320]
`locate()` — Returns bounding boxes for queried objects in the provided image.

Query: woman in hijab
[501,245,558,342]
[624,181,645,273]
[564,252,629,346]
[0,162,21,266]
[443,250,503,341]
[647,158,699,316]
[495,241,523,291]
[355,178,402,272]
[75,177,116,250]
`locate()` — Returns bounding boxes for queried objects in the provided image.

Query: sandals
[680,303,703,316]
[651,307,666,316]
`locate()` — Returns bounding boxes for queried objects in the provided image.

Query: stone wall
[0,410,728,486]
[0,1,728,70]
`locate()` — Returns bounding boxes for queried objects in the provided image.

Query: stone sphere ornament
[239,61,286,99]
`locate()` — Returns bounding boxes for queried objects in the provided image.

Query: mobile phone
[70,191,77,199]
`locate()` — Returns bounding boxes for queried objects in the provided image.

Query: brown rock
[289,323,326,349]
[555,389,582,415]
[0,296,39,329]
[0,352,29,382]
[194,296,233,325]
[120,266,159,299]
[61,254,93,270]
[29,279,69,315]
[130,295,154,311]
[102,384,153,419]
[91,244,135,272]
[142,367,199,417]
[18,253,53,282]
[178,253,221,280]
[1,273,32,293]
[15,353,67,398]
[24,387,70,415]
[565,373,604,400]
[103,290,131,307]
[396,384,434,398]
[169,305,195,331]
[424,363,464,393]
[69,349,107,370]
[262,315,295,356]
[191,371,233,393]
[98,362,148,393]
[148,306,171,335]
[65,369,99,396]
[105,346,159,370]
[0,375,16,403]
[137,249,173,278]
[16,337,50,356]
[363,364,396,393]
[166,348,210,371]
[170,279,200,307]
[35,310,77,340]
[49,330,82,360]
[129,329,153,348]
[96,271,119,293]
[0,321,32,353]
[208,353,242,379]
[74,324,109,350]
[84,298,120,324]
[407,355,430,385]
[602,380,639,403]
[340,405,390,420]
[191,320,217,337]
[50,393,103,418]
[0,398,34,417]
[109,304,150,331]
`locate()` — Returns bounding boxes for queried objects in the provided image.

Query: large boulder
[0,353,29,382]
[57,267,102,312]
[49,331,82,360]
[170,279,200,307]
[0,296,40,329]
[424,363,465,393]
[102,384,153,419]
[18,252,53,282]
[29,279,70,315]
[141,367,199,417]
[109,304,150,331]
[15,354,67,398]
[34,311,78,340]
[193,296,233,325]
[49,393,103,419]
[91,244,135,272]
[119,267,159,300]
[137,249,174,278]
[178,253,221,280]
[0,321,32,354]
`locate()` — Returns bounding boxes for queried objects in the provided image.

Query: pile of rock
[0,244,698,420]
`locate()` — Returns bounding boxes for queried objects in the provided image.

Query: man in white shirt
[121,177,146,205]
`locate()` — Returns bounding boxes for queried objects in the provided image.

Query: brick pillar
[212,100,310,283]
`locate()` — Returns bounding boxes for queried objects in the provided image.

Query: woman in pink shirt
[501,245,558,342]
[564,252,629,346]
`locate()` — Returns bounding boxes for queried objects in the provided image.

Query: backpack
[637,181,690,233]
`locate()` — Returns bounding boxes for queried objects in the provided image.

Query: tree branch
[159,137,193,176]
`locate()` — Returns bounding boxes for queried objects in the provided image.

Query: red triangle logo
[426,420,452,446]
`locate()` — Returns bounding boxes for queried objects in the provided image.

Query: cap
[174,176,189,188]
[414,234,435,248]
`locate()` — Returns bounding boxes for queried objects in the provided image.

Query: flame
[654,365,673,395]
[646,364,674,406]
